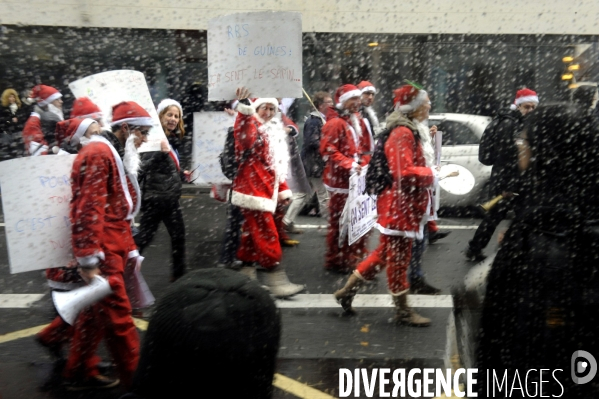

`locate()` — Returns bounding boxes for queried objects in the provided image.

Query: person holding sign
[22,84,64,156]
[62,102,150,390]
[230,87,304,298]
[134,99,187,282]
[320,84,373,273]
[334,84,436,326]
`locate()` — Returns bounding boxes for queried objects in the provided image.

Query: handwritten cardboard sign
[0,156,76,274]
[207,11,302,100]
[191,111,236,186]
[339,166,378,246]
[69,70,165,152]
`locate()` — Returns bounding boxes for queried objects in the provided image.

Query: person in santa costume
[334,84,437,327]
[62,101,149,390]
[320,84,373,273]
[22,84,64,156]
[357,80,381,142]
[231,87,304,298]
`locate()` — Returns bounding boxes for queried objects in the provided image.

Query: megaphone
[52,275,112,325]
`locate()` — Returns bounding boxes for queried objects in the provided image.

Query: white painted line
[276,294,452,308]
[0,294,45,308]
[436,225,479,230]
[295,224,327,229]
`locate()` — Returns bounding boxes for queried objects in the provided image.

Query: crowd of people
[2,77,597,396]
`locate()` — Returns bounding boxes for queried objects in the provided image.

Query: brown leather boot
[392,294,431,327]
[333,273,364,314]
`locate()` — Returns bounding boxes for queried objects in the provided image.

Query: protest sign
[207,11,302,100]
[339,165,378,246]
[0,156,76,273]
[69,70,164,152]
[191,111,236,186]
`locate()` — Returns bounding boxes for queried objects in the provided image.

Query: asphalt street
[0,189,503,399]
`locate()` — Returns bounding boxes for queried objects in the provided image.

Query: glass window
[438,121,479,145]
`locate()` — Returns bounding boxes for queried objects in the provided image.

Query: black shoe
[35,335,64,360]
[429,230,451,244]
[465,248,487,262]
[65,375,120,391]
[410,278,441,295]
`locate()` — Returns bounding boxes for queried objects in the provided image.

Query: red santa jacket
[22,113,49,155]
[320,107,372,193]
[375,124,434,239]
[70,136,139,273]
[230,103,292,214]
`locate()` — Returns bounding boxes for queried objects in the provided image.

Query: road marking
[0,294,452,309]
[0,324,49,344]
[436,225,479,230]
[276,294,453,308]
[0,294,45,308]
[273,373,336,399]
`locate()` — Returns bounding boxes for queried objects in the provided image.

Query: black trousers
[468,196,514,253]
[134,196,186,278]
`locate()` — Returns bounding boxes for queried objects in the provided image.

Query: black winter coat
[138,134,182,201]
[301,113,325,178]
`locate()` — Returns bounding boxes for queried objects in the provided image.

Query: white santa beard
[123,134,141,178]
[364,106,379,127]
[415,120,436,167]
[47,103,64,121]
[349,113,363,137]
[260,119,290,183]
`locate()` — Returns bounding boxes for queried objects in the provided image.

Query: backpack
[218,126,237,180]
[364,125,419,196]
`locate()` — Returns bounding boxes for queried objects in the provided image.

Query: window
[438,121,479,145]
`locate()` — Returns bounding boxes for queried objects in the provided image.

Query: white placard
[0,156,76,274]
[191,111,236,186]
[207,11,302,100]
[69,70,165,152]
[339,166,378,246]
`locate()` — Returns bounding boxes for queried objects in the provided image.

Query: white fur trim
[336,89,362,109]
[128,250,140,259]
[235,102,255,116]
[71,119,97,146]
[30,112,40,119]
[375,223,423,240]
[324,183,349,194]
[29,142,48,156]
[361,86,376,94]
[515,95,539,107]
[37,92,62,107]
[76,252,106,267]
[156,99,183,117]
[278,189,292,201]
[252,98,279,111]
[231,190,277,213]
[396,90,428,113]
[109,116,154,127]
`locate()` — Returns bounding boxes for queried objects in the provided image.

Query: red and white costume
[64,134,141,387]
[231,100,292,269]
[355,86,436,295]
[22,85,63,155]
[320,85,373,272]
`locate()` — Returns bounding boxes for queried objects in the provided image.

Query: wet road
[0,188,502,399]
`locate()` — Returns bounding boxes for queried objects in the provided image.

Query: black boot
[410,277,441,295]
[428,230,451,244]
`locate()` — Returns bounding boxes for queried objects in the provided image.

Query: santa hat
[251,98,279,111]
[110,101,154,127]
[156,98,183,117]
[393,85,428,113]
[55,118,97,146]
[510,88,539,110]
[357,81,377,94]
[30,85,62,107]
[334,84,362,109]
[71,97,102,120]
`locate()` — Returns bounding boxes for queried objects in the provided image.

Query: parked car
[429,113,493,208]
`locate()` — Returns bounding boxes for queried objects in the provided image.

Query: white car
[428,113,493,208]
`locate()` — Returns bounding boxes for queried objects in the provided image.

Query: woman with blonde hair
[1,88,27,158]
[134,99,188,282]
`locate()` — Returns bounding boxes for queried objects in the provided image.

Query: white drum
[439,164,475,195]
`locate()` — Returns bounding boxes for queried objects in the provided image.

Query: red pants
[37,315,72,348]
[325,192,368,271]
[355,235,413,294]
[427,220,438,233]
[63,241,139,388]
[273,202,290,242]
[237,209,282,269]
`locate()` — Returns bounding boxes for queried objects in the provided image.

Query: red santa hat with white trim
[156,98,183,117]
[334,84,362,109]
[251,98,279,111]
[110,101,154,127]
[357,80,377,94]
[71,97,102,120]
[393,84,428,113]
[29,85,62,107]
[55,118,97,146]
[510,88,539,110]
